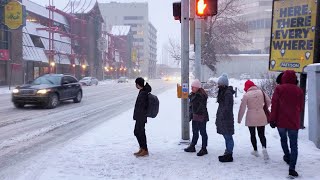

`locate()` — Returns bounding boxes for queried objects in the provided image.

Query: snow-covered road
[0,80,175,175]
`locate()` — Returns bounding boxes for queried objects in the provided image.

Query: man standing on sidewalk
[133,77,152,157]
[270,70,304,178]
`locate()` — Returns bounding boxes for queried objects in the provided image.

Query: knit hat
[135,77,145,87]
[244,80,255,92]
[218,73,229,86]
[191,79,201,88]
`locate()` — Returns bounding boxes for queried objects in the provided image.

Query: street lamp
[50,62,55,67]
[72,64,76,68]
[82,65,86,69]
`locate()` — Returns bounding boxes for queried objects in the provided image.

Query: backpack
[147,93,159,118]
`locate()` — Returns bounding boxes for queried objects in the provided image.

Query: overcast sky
[29,0,181,62]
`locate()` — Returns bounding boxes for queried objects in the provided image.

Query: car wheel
[73,91,82,103]
[89,82,92,86]
[46,93,59,109]
[96,82,98,85]
[14,103,25,108]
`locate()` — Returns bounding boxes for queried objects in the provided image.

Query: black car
[12,74,83,109]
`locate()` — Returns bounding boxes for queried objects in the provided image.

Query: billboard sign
[269,0,319,72]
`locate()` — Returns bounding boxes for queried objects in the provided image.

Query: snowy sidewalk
[0,87,11,95]
[7,80,320,180]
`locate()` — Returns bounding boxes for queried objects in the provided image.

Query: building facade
[0,0,105,86]
[238,0,273,54]
[99,2,158,78]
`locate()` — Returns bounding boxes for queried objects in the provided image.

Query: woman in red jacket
[270,70,304,178]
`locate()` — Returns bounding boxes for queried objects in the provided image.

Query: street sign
[4,1,25,29]
[97,37,108,52]
[269,0,319,72]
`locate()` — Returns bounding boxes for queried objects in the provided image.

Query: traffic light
[173,2,181,21]
[196,0,218,17]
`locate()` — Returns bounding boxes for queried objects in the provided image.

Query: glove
[270,121,276,128]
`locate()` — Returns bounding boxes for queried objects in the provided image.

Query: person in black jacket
[216,74,235,162]
[133,77,151,157]
[184,79,209,156]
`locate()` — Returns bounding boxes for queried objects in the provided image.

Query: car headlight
[12,89,19,94]
[37,89,50,94]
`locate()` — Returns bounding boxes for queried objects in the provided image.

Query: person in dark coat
[133,77,151,157]
[215,73,235,162]
[270,70,304,178]
[276,72,284,85]
[184,79,209,156]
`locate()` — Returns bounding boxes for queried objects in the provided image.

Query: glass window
[30,35,45,48]
[124,16,144,20]
[0,24,9,49]
[32,75,61,85]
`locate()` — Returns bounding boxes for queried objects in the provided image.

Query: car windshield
[82,77,91,80]
[32,76,61,85]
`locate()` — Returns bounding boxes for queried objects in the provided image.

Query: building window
[124,24,138,27]
[30,35,45,48]
[124,16,144,20]
[0,24,9,49]
[133,38,144,42]
[259,1,272,6]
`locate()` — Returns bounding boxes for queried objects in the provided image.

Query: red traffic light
[196,0,207,16]
[196,0,218,17]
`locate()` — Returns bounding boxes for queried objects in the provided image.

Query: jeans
[134,120,147,150]
[223,134,234,154]
[191,121,208,148]
[278,128,299,170]
[249,126,267,151]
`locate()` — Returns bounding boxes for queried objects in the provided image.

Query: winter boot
[262,148,269,160]
[136,149,149,157]
[283,155,290,165]
[184,145,196,152]
[133,148,142,156]
[219,153,233,162]
[251,150,259,157]
[289,169,299,178]
[197,148,208,156]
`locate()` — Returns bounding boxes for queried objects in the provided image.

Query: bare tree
[167,38,181,65]
[202,0,249,72]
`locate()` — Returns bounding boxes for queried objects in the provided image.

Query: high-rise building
[99,2,158,78]
[238,0,273,54]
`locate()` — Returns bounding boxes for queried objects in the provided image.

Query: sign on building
[4,1,26,29]
[0,49,9,60]
[132,49,137,62]
[269,0,319,72]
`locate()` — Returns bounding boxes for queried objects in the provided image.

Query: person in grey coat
[215,73,235,162]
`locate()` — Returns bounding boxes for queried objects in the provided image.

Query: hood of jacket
[282,70,297,85]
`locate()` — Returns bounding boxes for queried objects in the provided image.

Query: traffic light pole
[195,17,202,81]
[181,0,190,141]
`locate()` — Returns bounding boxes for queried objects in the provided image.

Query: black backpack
[146,93,159,118]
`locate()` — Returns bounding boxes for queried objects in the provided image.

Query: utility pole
[181,0,190,141]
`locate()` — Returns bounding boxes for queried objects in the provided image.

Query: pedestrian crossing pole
[181,0,190,141]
